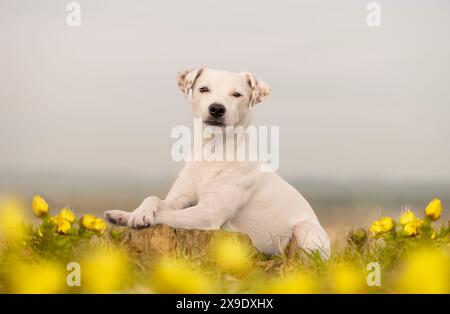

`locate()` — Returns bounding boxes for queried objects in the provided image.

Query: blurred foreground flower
[425,198,442,221]
[0,197,26,241]
[262,271,317,294]
[8,261,65,293]
[32,195,49,217]
[394,248,449,293]
[209,236,251,273]
[329,263,366,294]
[81,246,129,293]
[150,257,213,293]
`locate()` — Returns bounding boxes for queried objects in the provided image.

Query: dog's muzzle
[208,103,226,119]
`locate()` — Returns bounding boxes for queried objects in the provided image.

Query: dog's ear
[177,68,204,97]
[241,72,271,107]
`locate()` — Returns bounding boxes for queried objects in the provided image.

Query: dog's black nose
[208,103,226,119]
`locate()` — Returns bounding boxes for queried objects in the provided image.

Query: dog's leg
[105,167,244,230]
[104,172,196,228]
[155,204,227,230]
[293,221,331,260]
[162,173,197,210]
[105,196,159,228]
[154,189,243,230]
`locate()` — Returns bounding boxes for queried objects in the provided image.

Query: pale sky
[1,0,450,183]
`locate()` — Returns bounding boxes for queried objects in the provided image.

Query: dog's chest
[191,163,231,192]
[188,161,258,197]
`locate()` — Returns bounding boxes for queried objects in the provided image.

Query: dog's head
[177,68,270,127]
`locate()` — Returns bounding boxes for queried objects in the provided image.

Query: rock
[118,225,253,256]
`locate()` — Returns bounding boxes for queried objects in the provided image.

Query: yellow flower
[263,271,317,294]
[400,209,416,226]
[59,207,76,223]
[81,214,107,234]
[403,222,418,237]
[93,218,107,234]
[209,236,251,273]
[32,195,49,217]
[81,247,128,293]
[9,261,65,293]
[55,218,71,234]
[379,216,395,232]
[395,248,449,293]
[329,263,366,294]
[369,220,383,236]
[81,214,98,229]
[370,217,394,237]
[398,209,423,237]
[50,213,72,234]
[150,257,213,293]
[425,198,442,221]
[0,197,26,241]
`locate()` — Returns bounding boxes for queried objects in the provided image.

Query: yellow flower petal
[59,207,76,223]
[263,271,317,294]
[8,261,65,293]
[50,213,72,234]
[330,263,366,294]
[81,247,129,293]
[32,195,49,217]
[56,219,71,234]
[150,257,213,294]
[403,222,418,237]
[379,216,395,232]
[0,197,26,241]
[93,218,107,234]
[81,214,98,230]
[425,198,442,221]
[209,236,251,273]
[395,248,450,293]
[399,209,416,226]
[369,220,383,236]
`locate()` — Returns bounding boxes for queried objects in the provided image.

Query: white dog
[105,68,330,259]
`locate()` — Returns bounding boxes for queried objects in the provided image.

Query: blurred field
[0,194,449,294]
[2,172,450,248]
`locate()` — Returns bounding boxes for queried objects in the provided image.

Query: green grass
[0,198,449,294]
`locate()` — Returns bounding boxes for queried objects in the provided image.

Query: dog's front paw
[127,205,157,229]
[104,210,130,226]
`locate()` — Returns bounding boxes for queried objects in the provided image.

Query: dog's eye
[199,87,209,93]
[232,92,243,98]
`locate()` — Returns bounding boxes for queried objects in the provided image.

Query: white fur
[105,68,330,259]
